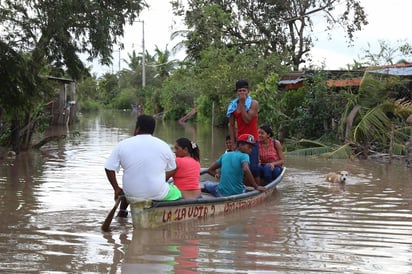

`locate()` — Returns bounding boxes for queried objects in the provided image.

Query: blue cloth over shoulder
[226,96,252,117]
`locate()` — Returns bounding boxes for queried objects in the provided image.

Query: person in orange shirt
[167,137,201,199]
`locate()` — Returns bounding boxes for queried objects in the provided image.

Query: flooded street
[0,111,411,273]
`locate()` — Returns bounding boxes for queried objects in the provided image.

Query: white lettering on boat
[162,205,216,223]
[224,195,266,213]
[160,193,269,223]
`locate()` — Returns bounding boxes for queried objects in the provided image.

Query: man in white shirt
[105,115,181,217]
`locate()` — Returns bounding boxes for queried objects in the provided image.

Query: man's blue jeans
[249,142,259,178]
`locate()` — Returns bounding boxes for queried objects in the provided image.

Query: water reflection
[0,111,411,273]
[121,222,204,274]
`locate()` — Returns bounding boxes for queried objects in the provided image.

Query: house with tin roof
[278,63,412,94]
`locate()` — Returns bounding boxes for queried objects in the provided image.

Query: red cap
[237,134,256,145]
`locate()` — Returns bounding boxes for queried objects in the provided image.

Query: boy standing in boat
[104,114,182,217]
[227,80,260,185]
[204,134,266,197]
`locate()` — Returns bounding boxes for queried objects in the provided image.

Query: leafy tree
[253,73,285,129]
[97,73,120,106]
[172,0,368,70]
[0,0,147,151]
[111,87,138,109]
[77,76,98,102]
[76,76,100,112]
[359,40,412,66]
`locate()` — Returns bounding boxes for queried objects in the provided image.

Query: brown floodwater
[0,111,411,273]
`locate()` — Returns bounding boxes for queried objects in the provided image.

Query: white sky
[88,0,411,75]
[310,0,411,69]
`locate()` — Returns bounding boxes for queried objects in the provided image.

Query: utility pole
[141,20,146,88]
[111,48,121,73]
[131,20,146,88]
[134,20,146,88]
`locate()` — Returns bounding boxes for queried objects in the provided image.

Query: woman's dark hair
[176,137,200,161]
[259,124,274,137]
[136,114,155,134]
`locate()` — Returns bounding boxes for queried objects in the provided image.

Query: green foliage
[110,88,138,109]
[81,99,100,112]
[0,42,37,116]
[289,76,412,159]
[143,86,163,115]
[0,0,147,149]
[153,45,178,78]
[196,47,263,95]
[2,0,147,77]
[286,139,331,157]
[359,73,394,107]
[0,128,11,147]
[196,95,214,124]
[160,69,198,120]
[76,77,98,101]
[286,139,352,159]
[172,0,368,69]
[320,143,353,159]
[298,73,335,138]
[277,72,349,141]
[253,73,284,128]
[278,87,306,137]
[351,100,412,154]
[97,73,120,105]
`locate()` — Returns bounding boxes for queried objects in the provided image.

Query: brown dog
[325,171,348,184]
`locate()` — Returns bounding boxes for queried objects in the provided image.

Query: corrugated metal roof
[368,66,412,76]
[278,77,305,85]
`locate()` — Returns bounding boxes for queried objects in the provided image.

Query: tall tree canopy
[1,0,147,79]
[0,0,147,151]
[172,0,368,70]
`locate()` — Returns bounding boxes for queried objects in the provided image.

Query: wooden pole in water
[212,101,215,127]
[406,115,412,167]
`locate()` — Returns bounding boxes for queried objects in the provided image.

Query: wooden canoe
[128,167,286,229]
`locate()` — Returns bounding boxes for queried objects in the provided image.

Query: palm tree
[125,50,141,71]
[152,45,178,78]
[343,72,412,158]
[288,70,412,160]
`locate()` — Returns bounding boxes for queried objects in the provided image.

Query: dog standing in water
[325,171,348,184]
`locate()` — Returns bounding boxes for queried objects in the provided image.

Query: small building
[278,63,412,96]
[278,69,365,92]
[46,76,77,126]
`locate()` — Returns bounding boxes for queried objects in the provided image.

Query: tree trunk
[406,115,412,167]
[389,124,394,164]
[10,118,20,154]
[345,105,362,142]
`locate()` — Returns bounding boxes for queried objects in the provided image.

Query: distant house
[366,63,412,101]
[367,62,412,77]
[45,76,77,125]
[278,63,412,97]
[278,69,365,92]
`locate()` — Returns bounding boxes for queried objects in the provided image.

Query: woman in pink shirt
[168,137,201,199]
[258,125,285,185]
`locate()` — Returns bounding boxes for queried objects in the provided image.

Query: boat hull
[128,168,286,229]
